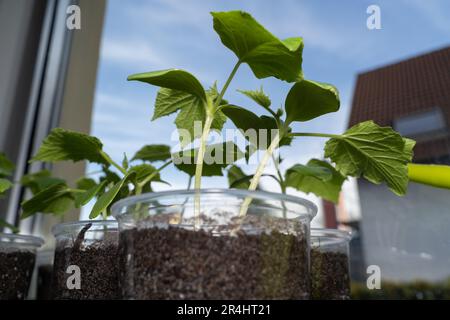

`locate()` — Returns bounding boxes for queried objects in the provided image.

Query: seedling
[128,10,421,220]
[21,129,175,220]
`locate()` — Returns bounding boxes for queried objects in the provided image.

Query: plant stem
[289,132,341,139]
[272,154,286,194]
[194,115,213,229]
[100,151,127,175]
[239,132,281,217]
[193,61,241,229]
[272,154,287,219]
[214,61,241,109]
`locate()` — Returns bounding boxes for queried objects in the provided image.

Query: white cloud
[100,38,169,68]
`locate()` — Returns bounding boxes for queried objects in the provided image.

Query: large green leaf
[89,172,135,219]
[132,145,171,162]
[32,128,108,165]
[127,69,206,101]
[222,105,291,149]
[285,80,340,124]
[285,159,345,203]
[21,170,66,195]
[324,121,415,195]
[21,183,74,219]
[173,142,243,176]
[0,178,13,194]
[211,11,303,82]
[0,153,14,178]
[408,164,450,189]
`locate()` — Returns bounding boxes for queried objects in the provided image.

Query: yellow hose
[408,164,450,189]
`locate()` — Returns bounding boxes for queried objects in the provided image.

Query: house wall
[358,179,450,282]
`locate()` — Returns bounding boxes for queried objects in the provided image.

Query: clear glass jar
[0,233,44,300]
[112,189,317,300]
[310,228,352,300]
[51,220,119,300]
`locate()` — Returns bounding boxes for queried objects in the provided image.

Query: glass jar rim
[0,232,44,247]
[51,220,118,237]
[311,228,352,241]
[111,188,317,221]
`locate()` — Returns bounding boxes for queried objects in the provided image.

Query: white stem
[239,132,281,217]
[194,115,213,229]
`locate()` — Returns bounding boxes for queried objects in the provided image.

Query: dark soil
[52,226,119,300]
[311,249,350,300]
[119,215,309,300]
[0,250,36,300]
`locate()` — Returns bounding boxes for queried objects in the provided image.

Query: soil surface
[52,228,119,300]
[311,249,350,300]
[119,214,309,300]
[0,250,36,300]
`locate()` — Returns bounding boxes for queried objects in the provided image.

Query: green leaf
[211,11,303,82]
[238,87,271,109]
[173,142,244,176]
[285,79,340,124]
[100,166,122,184]
[76,177,97,190]
[127,69,206,101]
[408,164,450,189]
[21,170,66,195]
[89,172,135,219]
[324,121,415,195]
[154,88,225,147]
[0,153,14,178]
[21,183,74,219]
[32,128,108,165]
[285,159,345,203]
[227,165,251,189]
[132,145,171,162]
[222,105,291,149]
[74,180,107,208]
[0,219,19,234]
[128,164,166,184]
[0,178,13,194]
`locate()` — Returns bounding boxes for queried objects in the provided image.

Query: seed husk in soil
[311,248,350,300]
[52,224,119,300]
[119,213,310,300]
[0,250,36,300]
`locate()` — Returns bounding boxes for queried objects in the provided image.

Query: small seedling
[20,129,175,220]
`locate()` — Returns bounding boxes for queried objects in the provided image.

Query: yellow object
[408,164,450,189]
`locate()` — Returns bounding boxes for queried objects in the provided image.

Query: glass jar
[0,233,44,300]
[310,228,352,300]
[51,220,119,300]
[112,189,317,300]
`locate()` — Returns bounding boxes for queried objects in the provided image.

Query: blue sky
[87,0,450,222]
